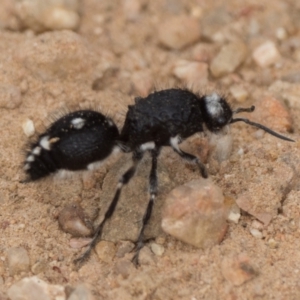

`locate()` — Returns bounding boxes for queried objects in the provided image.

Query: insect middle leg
[132,147,161,266]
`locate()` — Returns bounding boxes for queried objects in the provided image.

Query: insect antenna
[231,118,294,142]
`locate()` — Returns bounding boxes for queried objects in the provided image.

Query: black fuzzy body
[119,89,206,148]
[24,110,119,181]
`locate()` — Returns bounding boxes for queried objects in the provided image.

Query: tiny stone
[58,203,93,237]
[268,238,279,249]
[269,80,300,109]
[227,210,241,224]
[276,27,287,40]
[249,228,263,239]
[113,260,135,279]
[138,246,156,265]
[210,41,247,78]
[68,284,95,300]
[173,60,208,89]
[162,179,228,248]
[251,220,264,230]
[69,238,93,249]
[251,96,292,133]
[252,41,281,68]
[7,276,65,300]
[22,119,35,137]
[115,241,135,258]
[95,241,116,263]
[7,247,30,276]
[42,7,80,31]
[229,85,248,103]
[150,243,165,256]
[31,260,47,275]
[158,16,201,50]
[221,254,258,286]
[15,0,81,32]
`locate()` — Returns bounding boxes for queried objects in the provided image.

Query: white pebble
[227,210,241,224]
[150,243,165,256]
[249,228,263,239]
[22,119,35,137]
[43,7,80,31]
[229,85,248,103]
[252,41,281,68]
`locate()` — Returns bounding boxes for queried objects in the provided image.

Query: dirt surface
[1,0,300,299]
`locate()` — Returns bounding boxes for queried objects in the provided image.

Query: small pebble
[138,246,156,265]
[7,276,65,300]
[236,195,273,226]
[252,41,281,68]
[221,254,258,286]
[251,96,292,133]
[31,260,47,275]
[7,247,30,276]
[150,243,165,256]
[162,178,227,248]
[42,7,80,31]
[173,60,208,88]
[269,80,300,109]
[115,241,135,258]
[22,119,35,137]
[58,203,93,237]
[158,15,201,50]
[229,84,248,103]
[69,238,93,249]
[268,238,279,249]
[113,260,135,279]
[15,0,80,32]
[210,41,247,78]
[227,210,241,224]
[68,284,95,300]
[95,241,116,263]
[249,228,263,239]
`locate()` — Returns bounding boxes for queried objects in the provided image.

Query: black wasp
[23,88,294,266]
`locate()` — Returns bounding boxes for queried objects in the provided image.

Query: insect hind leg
[74,149,144,265]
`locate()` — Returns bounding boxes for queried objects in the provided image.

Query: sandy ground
[1,0,300,299]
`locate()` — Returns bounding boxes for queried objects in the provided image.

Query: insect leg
[170,136,208,178]
[132,147,160,266]
[74,149,144,265]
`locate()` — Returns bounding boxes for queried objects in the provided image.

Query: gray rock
[7,247,30,276]
[7,276,65,300]
[162,179,228,248]
[68,284,95,300]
